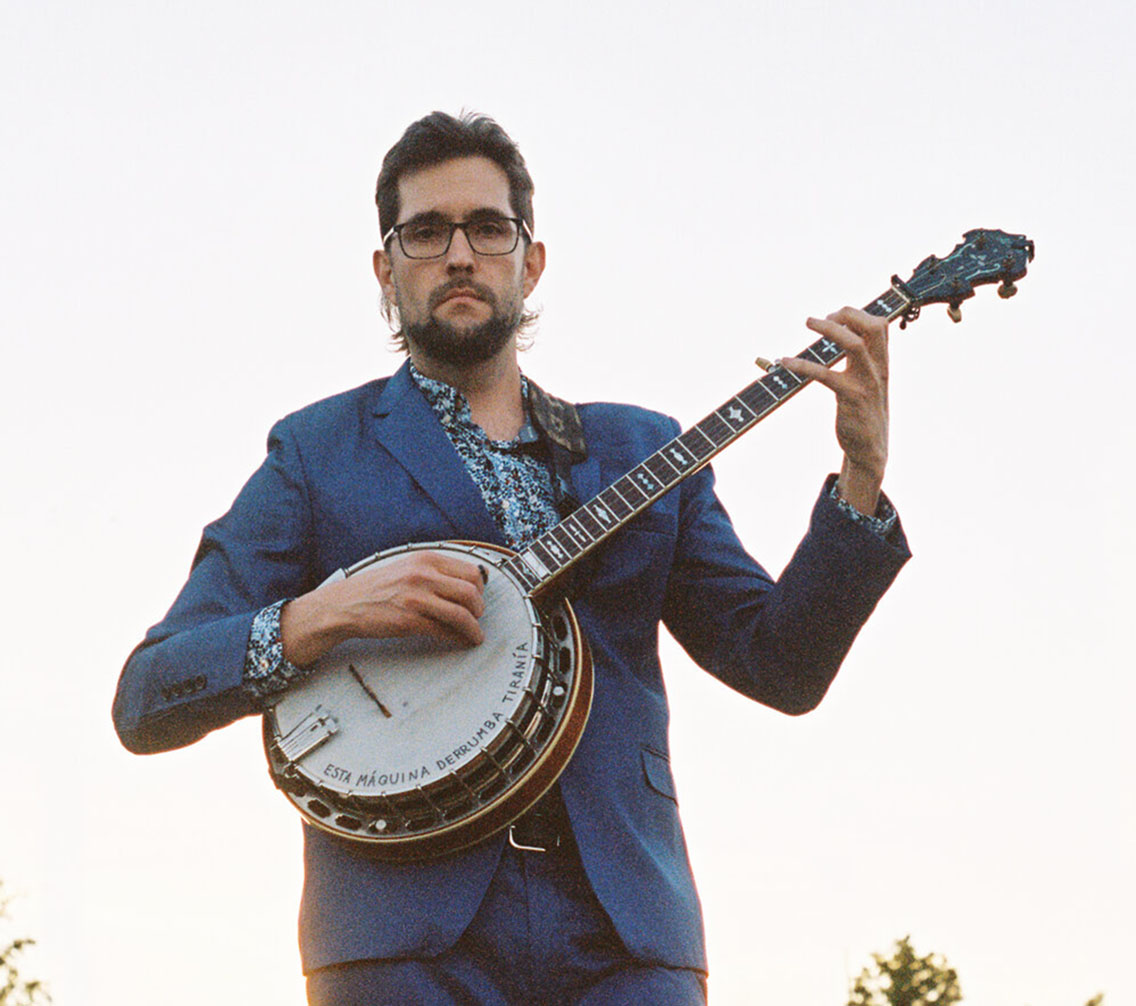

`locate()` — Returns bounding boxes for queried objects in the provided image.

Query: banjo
[264,228,1035,860]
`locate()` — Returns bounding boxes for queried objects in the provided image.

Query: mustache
[428,279,497,310]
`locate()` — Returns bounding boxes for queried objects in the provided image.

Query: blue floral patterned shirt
[408,364,563,550]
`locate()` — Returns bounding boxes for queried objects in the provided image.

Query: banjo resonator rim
[263,540,593,861]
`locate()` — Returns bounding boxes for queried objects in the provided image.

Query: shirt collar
[408,361,586,458]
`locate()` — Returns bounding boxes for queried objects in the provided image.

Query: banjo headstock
[893,228,1035,326]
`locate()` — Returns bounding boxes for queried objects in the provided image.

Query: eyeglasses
[383,215,532,259]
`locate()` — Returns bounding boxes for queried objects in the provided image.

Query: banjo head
[264,541,592,860]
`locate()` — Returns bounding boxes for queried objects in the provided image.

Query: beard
[403,279,523,368]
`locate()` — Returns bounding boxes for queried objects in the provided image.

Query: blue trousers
[305,835,707,1005]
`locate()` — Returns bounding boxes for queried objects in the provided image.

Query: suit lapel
[370,362,504,546]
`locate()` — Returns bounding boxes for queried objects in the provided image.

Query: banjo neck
[502,287,912,598]
[501,227,1035,597]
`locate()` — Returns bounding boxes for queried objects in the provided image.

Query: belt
[507,786,570,854]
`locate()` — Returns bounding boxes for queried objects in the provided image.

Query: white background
[1,1,1132,1003]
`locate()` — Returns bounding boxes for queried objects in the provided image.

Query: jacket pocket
[641,747,678,803]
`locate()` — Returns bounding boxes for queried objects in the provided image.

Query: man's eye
[405,222,445,243]
[470,219,510,239]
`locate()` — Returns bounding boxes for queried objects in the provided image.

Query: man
[113,111,909,1004]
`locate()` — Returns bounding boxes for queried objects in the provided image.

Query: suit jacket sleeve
[112,418,316,754]
[661,457,911,715]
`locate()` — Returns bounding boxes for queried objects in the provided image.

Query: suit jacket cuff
[822,473,908,553]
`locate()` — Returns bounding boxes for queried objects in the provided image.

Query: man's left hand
[778,307,889,516]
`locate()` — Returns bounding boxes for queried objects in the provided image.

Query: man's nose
[444,225,476,269]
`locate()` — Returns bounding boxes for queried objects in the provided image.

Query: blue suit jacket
[113,361,910,974]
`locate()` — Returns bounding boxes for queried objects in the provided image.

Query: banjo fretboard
[503,286,913,596]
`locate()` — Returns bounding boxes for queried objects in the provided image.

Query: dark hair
[375,111,540,350]
[375,111,535,238]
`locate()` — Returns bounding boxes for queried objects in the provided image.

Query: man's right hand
[279,552,487,668]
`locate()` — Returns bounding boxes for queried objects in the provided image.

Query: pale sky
[1,2,1133,1004]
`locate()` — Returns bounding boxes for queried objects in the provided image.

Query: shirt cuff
[242,599,309,703]
[827,480,898,538]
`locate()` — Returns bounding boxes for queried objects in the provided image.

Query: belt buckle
[507,823,560,854]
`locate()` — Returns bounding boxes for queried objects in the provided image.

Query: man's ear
[522,240,546,298]
[374,248,396,304]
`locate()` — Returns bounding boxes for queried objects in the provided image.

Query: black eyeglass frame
[381,216,534,259]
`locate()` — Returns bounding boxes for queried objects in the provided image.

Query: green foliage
[847,936,1105,1006]
[0,881,51,1006]
[847,935,962,1006]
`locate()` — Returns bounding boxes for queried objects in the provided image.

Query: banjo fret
[562,516,594,548]
[716,398,756,432]
[644,452,679,480]
[679,428,715,460]
[572,507,606,540]
[604,486,635,517]
[547,525,581,560]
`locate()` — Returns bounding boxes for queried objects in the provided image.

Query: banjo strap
[526,376,587,519]
[527,378,587,459]
[528,378,591,601]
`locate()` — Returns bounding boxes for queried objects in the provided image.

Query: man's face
[374,156,545,368]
